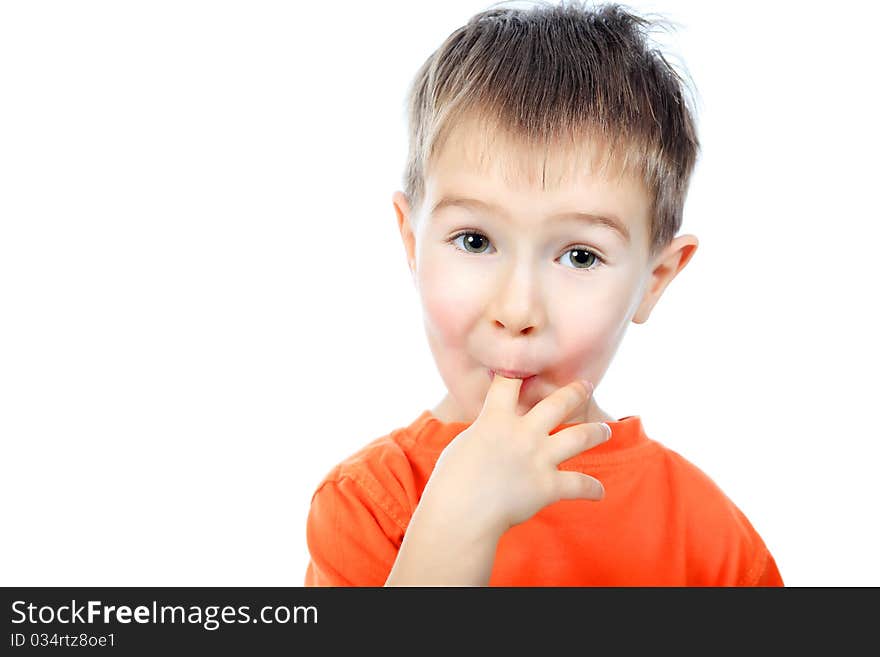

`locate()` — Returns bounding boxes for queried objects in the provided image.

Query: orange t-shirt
[304,410,783,586]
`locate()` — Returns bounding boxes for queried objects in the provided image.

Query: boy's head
[392,1,700,423]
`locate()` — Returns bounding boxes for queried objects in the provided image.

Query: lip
[489,368,537,380]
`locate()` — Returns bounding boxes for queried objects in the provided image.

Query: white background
[1,0,877,587]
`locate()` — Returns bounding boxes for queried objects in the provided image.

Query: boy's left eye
[452,231,492,254]
[563,247,602,270]
[448,231,605,271]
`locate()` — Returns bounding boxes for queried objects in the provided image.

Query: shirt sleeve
[749,550,784,586]
[727,505,784,587]
[304,475,408,587]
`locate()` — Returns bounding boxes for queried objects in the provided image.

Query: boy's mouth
[489,368,537,380]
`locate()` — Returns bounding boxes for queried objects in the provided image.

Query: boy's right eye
[449,231,493,254]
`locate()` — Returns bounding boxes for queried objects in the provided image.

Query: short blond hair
[400,0,699,257]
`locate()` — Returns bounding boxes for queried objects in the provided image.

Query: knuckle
[569,384,585,406]
[586,422,608,445]
[582,424,596,444]
[548,473,568,500]
[538,470,557,496]
[573,425,594,450]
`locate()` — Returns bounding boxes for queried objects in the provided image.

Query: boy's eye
[448,231,604,271]
[454,232,492,254]
[563,248,601,270]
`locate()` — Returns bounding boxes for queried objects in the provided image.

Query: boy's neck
[431,392,617,425]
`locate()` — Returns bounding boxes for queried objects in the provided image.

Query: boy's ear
[392,191,417,279]
[632,234,699,324]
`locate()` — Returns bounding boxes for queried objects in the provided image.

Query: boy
[304,0,783,586]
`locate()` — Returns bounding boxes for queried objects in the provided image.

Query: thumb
[482,372,524,416]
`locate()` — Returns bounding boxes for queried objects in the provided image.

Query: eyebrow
[429,195,631,244]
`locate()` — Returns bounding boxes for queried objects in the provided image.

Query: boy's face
[393,121,697,424]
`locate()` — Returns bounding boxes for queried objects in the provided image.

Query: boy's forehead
[424,118,652,240]
[431,116,598,185]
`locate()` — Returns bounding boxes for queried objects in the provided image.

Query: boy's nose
[490,271,543,336]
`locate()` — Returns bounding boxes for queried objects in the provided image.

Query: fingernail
[600,422,612,441]
[580,380,594,395]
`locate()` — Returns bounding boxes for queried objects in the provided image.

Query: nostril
[494,321,534,335]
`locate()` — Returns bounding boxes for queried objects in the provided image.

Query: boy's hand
[421,375,610,541]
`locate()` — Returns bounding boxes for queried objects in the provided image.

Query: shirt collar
[408,409,653,468]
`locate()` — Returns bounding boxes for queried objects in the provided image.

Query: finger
[553,471,605,502]
[544,422,611,465]
[481,373,524,416]
[525,379,592,432]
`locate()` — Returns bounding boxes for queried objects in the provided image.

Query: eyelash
[446,230,606,271]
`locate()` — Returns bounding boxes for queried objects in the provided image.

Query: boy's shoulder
[650,444,777,583]
[307,411,437,522]
[659,443,758,526]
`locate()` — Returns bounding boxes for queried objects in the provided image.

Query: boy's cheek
[564,311,629,366]
[563,281,637,333]
[418,267,484,341]
[421,289,478,346]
